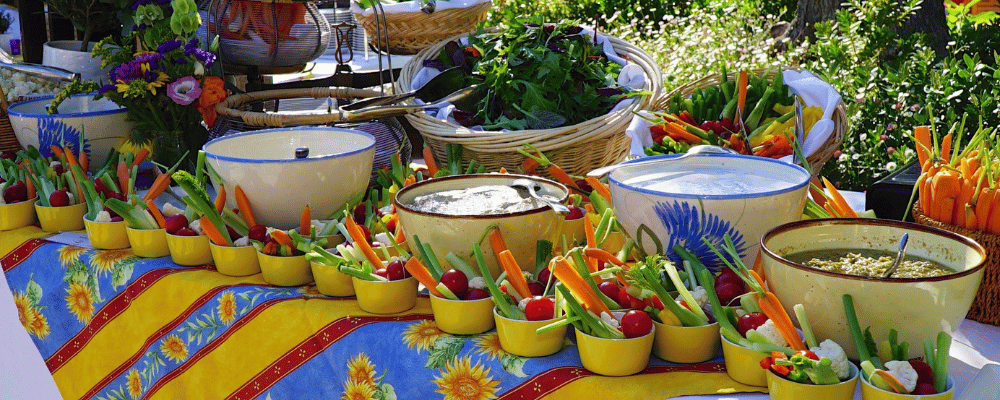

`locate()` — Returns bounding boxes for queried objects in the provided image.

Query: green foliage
[0,10,12,35]
[43,0,120,47]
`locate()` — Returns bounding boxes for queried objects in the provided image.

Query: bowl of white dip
[394,174,568,279]
[608,153,810,271]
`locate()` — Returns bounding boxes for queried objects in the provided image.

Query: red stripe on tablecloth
[497,362,729,399]
[46,265,213,373]
[1,238,47,272]
[226,313,434,400]
[79,282,261,400]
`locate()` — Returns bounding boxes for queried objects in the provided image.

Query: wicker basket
[658,67,848,174]
[354,1,491,55]
[0,89,43,153]
[395,32,662,178]
[972,0,1000,14]
[913,204,1000,326]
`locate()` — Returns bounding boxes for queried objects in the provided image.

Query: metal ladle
[511,178,570,215]
[586,144,737,178]
[883,233,910,278]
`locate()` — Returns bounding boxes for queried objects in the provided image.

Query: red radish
[48,190,70,207]
[620,310,653,338]
[386,259,409,281]
[913,383,938,395]
[248,225,267,242]
[0,150,16,160]
[439,269,469,300]
[524,296,555,321]
[527,281,545,296]
[374,268,388,278]
[565,205,585,220]
[536,267,551,285]
[111,216,124,222]
[93,179,110,197]
[464,288,489,301]
[909,359,935,386]
[226,226,240,240]
[715,280,745,306]
[737,312,769,337]
[103,206,120,219]
[617,288,644,309]
[717,268,743,286]
[598,281,621,302]
[175,227,198,236]
[3,180,27,203]
[573,179,593,193]
[164,214,189,235]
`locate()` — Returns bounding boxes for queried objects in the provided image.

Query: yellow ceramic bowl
[211,244,260,277]
[35,201,86,232]
[84,217,130,249]
[860,372,955,400]
[125,227,169,258]
[429,294,495,335]
[652,321,720,364]
[575,328,654,376]
[311,261,354,297]
[493,307,568,357]
[767,361,859,400]
[258,252,313,286]
[761,219,986,360]
[0,197,38,231]
[165,233,214,266]
[352,276,418,314]
[560,214,586,247]
[317,233,345,249]
[394,174,568,279]
[721,335,768,387]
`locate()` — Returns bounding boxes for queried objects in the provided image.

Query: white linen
[0,270,63,400]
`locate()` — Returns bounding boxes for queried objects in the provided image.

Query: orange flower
[160,335,189,362]
[342,378,376,400]
[401,320,447,353]
[65,282,95,324]
[58,245,88,267]
[218,291,237,324]
[13,292,34,328]
[432,356,500,400]
[346,353,377,389]
[28,308,50,340]
[197,76,227,127]
[127,368,142,399]
[473,332,506,361]
[91,249,135,274]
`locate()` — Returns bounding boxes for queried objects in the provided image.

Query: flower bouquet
[50,0,227,170]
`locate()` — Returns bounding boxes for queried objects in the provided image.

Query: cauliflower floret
[233,236,250,247]
[675,286,709,309]
[95,210,112,223]
[161,202,185,217]
[884,360,918,393]
[754,319,789,347]
[600,312,620,331]
[188,219,204,235]
[518,296,531,311]
[811,339,851,380]
[373,232,392,247]
[522,271,534,282]
[309,219,326,234]
[468,276,487,290]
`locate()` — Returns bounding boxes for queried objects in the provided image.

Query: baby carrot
[79,151,89,172]
[146,199,165,229]
[552,256,610,315]
[117,161,128,195]
[132,149,150,169]
[50,146,65,165]
[488,227,508,256]
[200,215,230,246]
[977,188,995,232]
[300,205,311,237]
[583,215,601,282]
[585,176,611,201]
[270,229,294,248]
[143,173,172,202]
[914,126,932,169]
[234,185,257,228]
[344,212,385,269]
[405,257,443,297]
[498,250,532,299]
[822,177,858,218]
[940,133,953,164]
[214,185,226,214]
[422,145,438,176]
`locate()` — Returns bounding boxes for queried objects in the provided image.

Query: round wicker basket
[657,67,848,174]
[354,1,491,55]
[395,32,662,178]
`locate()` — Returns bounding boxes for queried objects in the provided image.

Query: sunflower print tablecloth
[2,233,768,400]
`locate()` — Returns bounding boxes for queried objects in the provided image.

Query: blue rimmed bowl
[8,94,131,172]
[608,153,810,270]
[203,127,375,230]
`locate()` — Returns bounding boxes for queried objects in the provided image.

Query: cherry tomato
[386,260,409,281]
[524,296,555,321]
[439,269,469,299]
[737,311,768,337]
[620,310,653,338]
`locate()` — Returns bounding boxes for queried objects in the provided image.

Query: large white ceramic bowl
[394,174,568,279]
[203,127,375,230]
[761,218,986,361]
[42,41,110,82]
[8,94,131,172]
[608,153,810,271]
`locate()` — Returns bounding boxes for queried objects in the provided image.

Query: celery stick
[701,269,743,344]
[535,316,577,334]
[474,242,521,319]
[934,331,951,393]
[664,261,708,323]
[793,304,818,349]
[445,253,479,279]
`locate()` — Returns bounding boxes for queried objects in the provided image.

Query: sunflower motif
[217,291,237,325]
[297,285,323,297]
[342,378,376,400]
[401,320,447,353]
[58,245,88,267]
[28,308,50,339]
[65,282,95,324]
[90,249,136,274]
[433,356,500,400]
[160,335,188,362]
[126,368,142,399]
[346,353,377,389]
[13,292,34,328]
[473,332,506,361]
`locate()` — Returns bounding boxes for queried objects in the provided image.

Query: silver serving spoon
[511,178,571,215]
[883,233,910,278]
[585,144,737,178]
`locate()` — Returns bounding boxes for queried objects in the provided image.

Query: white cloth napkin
[351,0,490,16]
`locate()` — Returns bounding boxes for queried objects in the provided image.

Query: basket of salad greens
[351,0,492,55]
[395,17,661,178]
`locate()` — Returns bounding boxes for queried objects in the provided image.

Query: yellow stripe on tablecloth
[149,297,433,400]
[52,269,266,399]
[542,370,768,399]
[0,226,49,256]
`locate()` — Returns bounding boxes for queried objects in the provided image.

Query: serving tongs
[0,48,79,82]
[340,67,469,113]
[341,84,485,121]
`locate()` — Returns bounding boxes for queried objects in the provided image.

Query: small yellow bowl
[211,244,260,277]
[560,215,587,246]
[493,307,568,357]
[311,261,354,297]
[352,276,418,314]
[601,230,626,254]
[768,361,859,400]
[35,201,86,232]
[429,294,495,335]
[316,234,345,249]
[126,227,169,258]
[165,233,213,266]
[721,335,768,387]
[652,321,721,364]
[84,217,130,249]
[575,328,654,376]
[860,371,955,400]
[258,252,313,286]
[0,197,38,231]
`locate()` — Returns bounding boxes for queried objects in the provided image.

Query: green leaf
[86,272,104,304]
[424,336,465,369]
[499,354,529,378]
[25,279,43,307]
[514,80,558,113]
[65,260,89,285]
[110,262,135,289]
[378,383,398,400]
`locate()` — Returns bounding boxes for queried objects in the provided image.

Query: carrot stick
[665,122,704,144]
[24,171,36,199]
[585,176,611,200]
[117,161,128,194]
[146,199,165,229]
[488,227,509,256]
[214,185,226,214]
[132,149,150,169]
[914,126,932,168]
[394,223,407,245]
[270,229,294,248]
[748,269,767,291]
[808,177,826,208]
[756,291,807,351]
[822,177,858,218]
[64,146,78,167]
[552,257,610,315]
[200,216,229,246]
[498,250,532,299]
[300,205,311,236]
[79,151,89,172]
[234,185,257,228]
[50,146,65,165]
[422,145,438,176]
[405,257,443,297]
[143,173,172,202]
[940,133,952,164]
[751,252,766,285]
[547,164,576,189]
[344,212,385,269]
[736,70,748,122]
[583,248,626,267]
[583,215,601,282]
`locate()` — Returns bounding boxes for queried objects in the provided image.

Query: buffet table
[2,228,998,400]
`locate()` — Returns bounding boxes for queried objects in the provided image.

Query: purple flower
[174,57,188,64]
[166,76,202,105]
[98,84,116,95]
[158,40,183,54]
